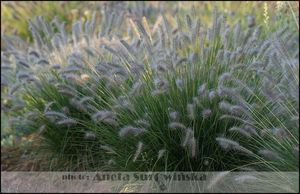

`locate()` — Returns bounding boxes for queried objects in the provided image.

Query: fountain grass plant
[1,2,299,172]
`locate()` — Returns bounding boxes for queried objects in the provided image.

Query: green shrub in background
[1,1,299,172]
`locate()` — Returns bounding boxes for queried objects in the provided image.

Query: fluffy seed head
[208,90,217,101]
[100,145,117,155]
[168,122,186,130]
[133,141,143,162]
[202,109,212,119]
[157,149,166,160]
[198,83,207,96]
[56,118,77,126]
[119,126,147,138]
[258,149,282,161]
[187,103,196,120]
[216,137,239,150]
[84,131,96,140]
[169,111,180,121]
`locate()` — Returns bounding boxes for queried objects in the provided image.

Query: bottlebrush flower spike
[119,126,147,138]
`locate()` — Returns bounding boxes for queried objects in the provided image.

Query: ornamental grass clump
[1,2,298,172]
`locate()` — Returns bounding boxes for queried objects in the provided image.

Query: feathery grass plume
[191,18,200,42]
[37,59,50,65]
[229,126,252,138]
[134,19,152,54]
[168,122,186,131]
[203,159,210,166]
[216,137,239,150]
[157,62,168,73]
[271,128,288,139]
[56,118,77,126]
[129,18,141,39]
[51,34,62,51]
[187,136,196,158]
[130,82,143,96]
[69,98,88,112]
[294,145,299,156]
[169,110,180,121]
[218,100,232,112]
[134,119,150,128]
[72,20,82,44]
[258,149,282,161]
[26,111,39,120]
[157,149,166,160]
[229,105,244,116]
[61,106,70,115]
[79,96,94,105]
[258,40,271,57]
[119,126,147,138]
[8,83,22,95]
[92,110,115,121]
[58,88,77,97]
[28,49,40,59]
[1,77,9,87]
[102,118,118,126]
[142,16,152,42]
[152,78,169,95]
[44,111,67,119]
[17,72,30,81]
[175,57,187,68]
[185,14,192,30]
[197,83,207,97]
[202,109,212,119]
[108,159,116,165]
[234,145,255,156]
[151,15,163,35]
[133,141,143,162]
[44,101,55,113]
[84,131,96,140]
[208,90,217,102]
[182,128,193,147]
[187,103,196,120]
[192,96,201,108]
[233,19,241,48]
[10,104,25,111]
[207,171,230,190]
[92,110,118,126]
[218,72,232,86]
[62,73,84,84]
[51,64,61,70]
[37,124,46,135]
[100,145,117,155]
[244,125,259,137]
[216,136,254,155]
[260,129,270,138]
[120,39,135,57]
[1,63,12,71]
[219,115,255,128]
[154,78,169,90]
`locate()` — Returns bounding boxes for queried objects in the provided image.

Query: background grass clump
[1,1,299,173]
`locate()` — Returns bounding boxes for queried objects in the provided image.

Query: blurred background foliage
[1,1,299,42]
